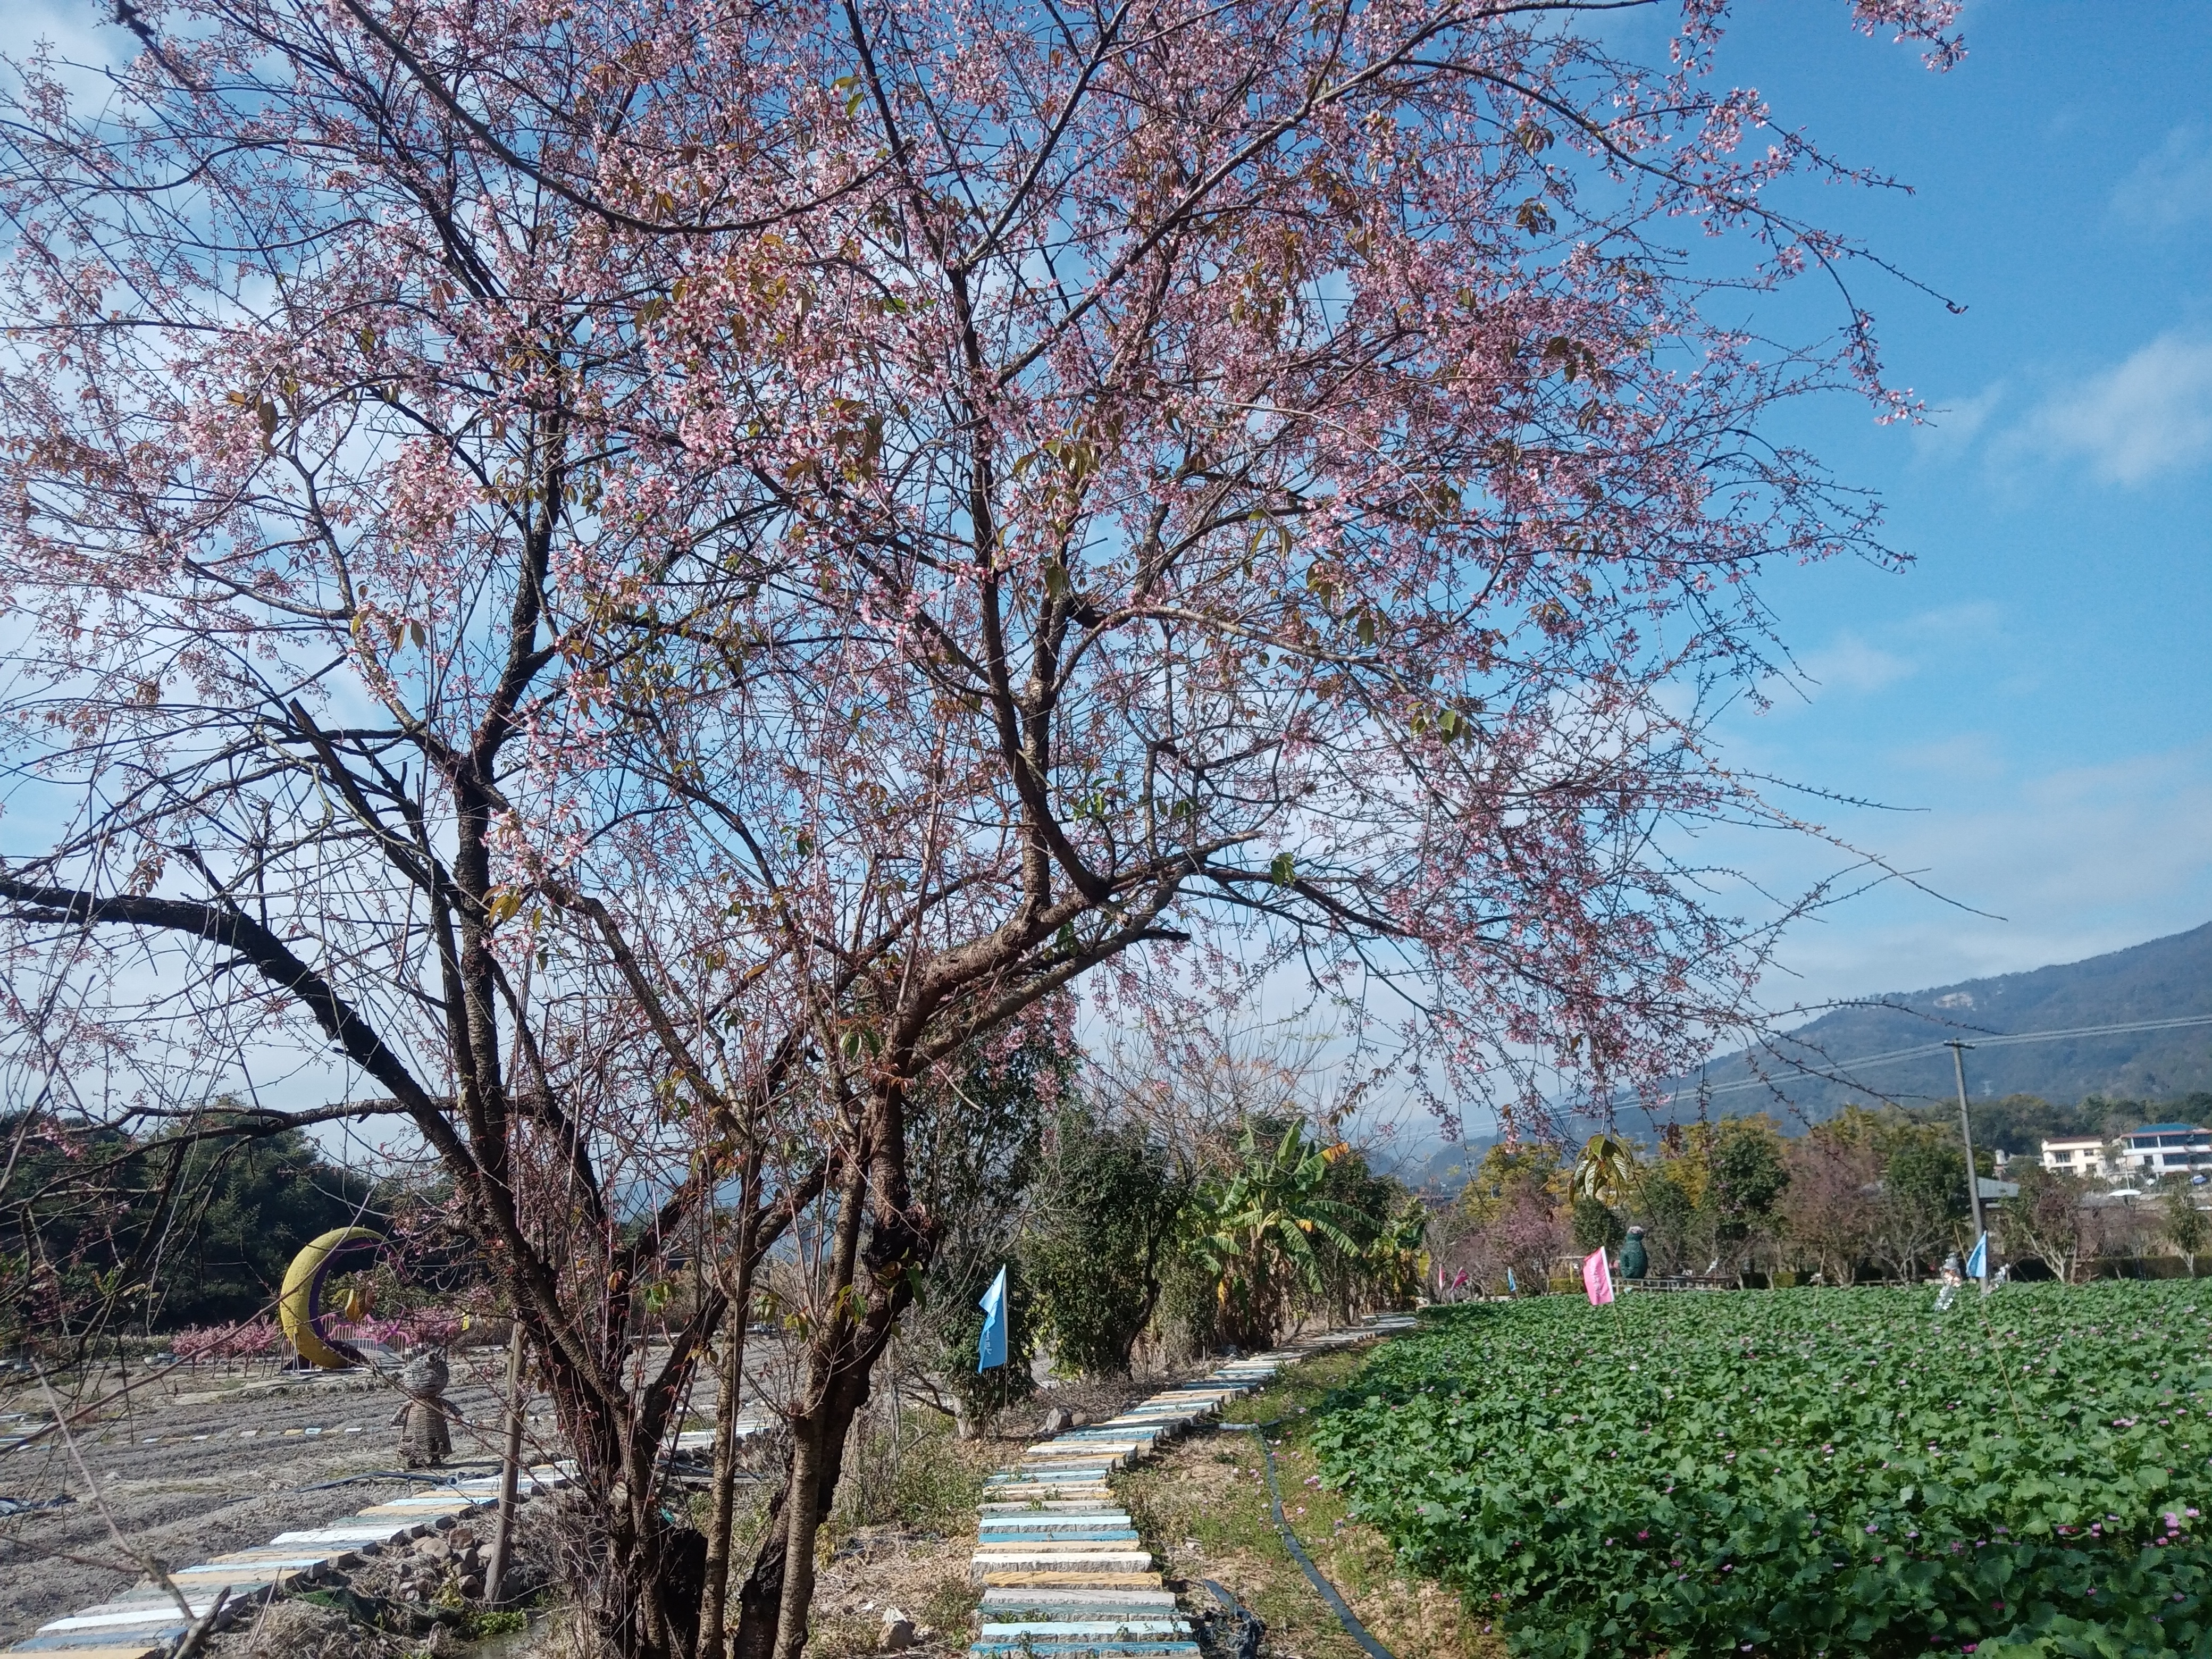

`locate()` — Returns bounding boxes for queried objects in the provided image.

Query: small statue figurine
[1618,1226,1649,1283]
[393,1347,453,1467]
[1934,1252,1963,1313]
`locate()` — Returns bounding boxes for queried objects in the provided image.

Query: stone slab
[976,1572,1165,1588]
[968,1644,1199,1656]
[978,1622,1194,1638]
[979,1501,1124,1514]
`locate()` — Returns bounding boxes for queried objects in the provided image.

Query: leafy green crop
[1310,1285,2212,1657]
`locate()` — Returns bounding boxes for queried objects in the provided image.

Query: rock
[879,1607,917,1650]
[1071,1410,1091,1427]
[457,1572,484,1598]
[1039,1406,1074,1435]
[237,1597,373,1659]
[420,1537,453,1562]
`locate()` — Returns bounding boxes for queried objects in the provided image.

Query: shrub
[1024,1109,1185,1376]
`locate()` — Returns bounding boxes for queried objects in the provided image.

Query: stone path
[969,1314,1416,1658]
[1,1314,1418,1659]
[0,1416,768,1659]
[0,1462,572,1658]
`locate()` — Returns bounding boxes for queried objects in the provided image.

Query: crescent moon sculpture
[278,1226,384,1369]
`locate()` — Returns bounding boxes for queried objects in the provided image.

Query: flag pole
[1948,1041,1988,1281]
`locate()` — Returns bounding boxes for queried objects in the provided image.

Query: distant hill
[1413,1143,1485,1192]
[1665,920,2212,1127]
[1377,923,2212,1187]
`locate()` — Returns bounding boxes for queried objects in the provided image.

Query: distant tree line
[6,1036,1423,1394]
[1435,1089,2212,1294]
[0,1108,382,1350]
[1905,1091,2212,1157]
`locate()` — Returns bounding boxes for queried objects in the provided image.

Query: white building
[2114,1124,2212,1178]
[2040,1136,2110,1177]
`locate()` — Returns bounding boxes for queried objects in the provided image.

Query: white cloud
[1765,606,2005,713]
[1910,382,2005,464]
[1888,733,2006,782]
[2,1,135,112]
[1758,741,2212,1007]
[1891,601,2002,645]
[2114,123,2212,232]
[2014,332,2212,485]
[1796,631,1916,697]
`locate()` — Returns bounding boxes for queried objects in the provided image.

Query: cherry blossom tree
[0,0,1964,1653]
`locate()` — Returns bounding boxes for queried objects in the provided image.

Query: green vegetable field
[1311,1285,2212,1657]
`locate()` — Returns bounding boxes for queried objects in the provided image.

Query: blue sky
[1653,1,2212,1009]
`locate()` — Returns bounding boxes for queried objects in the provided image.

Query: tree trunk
[697,1251,756,1659]
[770,1158,868,1659]
[731,1214,928,1659]
[521,1288,719,1659]
[730,1295,911,1659]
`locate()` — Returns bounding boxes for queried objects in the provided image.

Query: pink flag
[1582,1246,1615,1306]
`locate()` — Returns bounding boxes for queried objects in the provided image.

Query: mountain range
[1678,918,2212,1123]
[1408,919,2212,1188]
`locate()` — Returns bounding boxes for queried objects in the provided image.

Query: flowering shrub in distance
[1311,1285,2212,1656]
[167,1319,283,1363]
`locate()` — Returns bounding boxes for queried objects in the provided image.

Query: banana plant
[1188,1118,1387,1350]
[1572,1132,1638,1210]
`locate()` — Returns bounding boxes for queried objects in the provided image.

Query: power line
[1686,1012,2212,1102]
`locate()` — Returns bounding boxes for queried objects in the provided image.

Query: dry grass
[1115,1343,1503,1659]
[799,1410,997,1656]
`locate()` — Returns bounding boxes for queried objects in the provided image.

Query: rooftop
[2128,1122,2208,1136]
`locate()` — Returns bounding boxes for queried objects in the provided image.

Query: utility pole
[1948,1041,1988,1276]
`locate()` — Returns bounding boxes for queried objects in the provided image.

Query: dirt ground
[0,1350,1203,1656]
[0,1346,548,1647]
[1115,1344,1498,1659]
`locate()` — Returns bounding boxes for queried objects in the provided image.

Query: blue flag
[1965,1231,1988,1281]
[1506,1267,1518,1295]
[977,1265,1008,1372]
